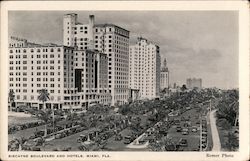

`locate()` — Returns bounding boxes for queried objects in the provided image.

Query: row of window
[14,95,62,101]
[10,48,62,53]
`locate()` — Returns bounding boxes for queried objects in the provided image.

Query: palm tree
[36,110,52,137]
[8,89,15,111]
[38,89,50,110]
[11,137,28,151]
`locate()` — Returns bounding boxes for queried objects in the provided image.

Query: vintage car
[179,138,188,147]
[176,126,182,132]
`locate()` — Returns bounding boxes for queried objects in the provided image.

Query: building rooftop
[94,23,130,32]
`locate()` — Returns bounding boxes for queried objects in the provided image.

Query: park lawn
[8,116,40,126]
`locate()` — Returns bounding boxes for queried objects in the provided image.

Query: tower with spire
[160,58,169,90]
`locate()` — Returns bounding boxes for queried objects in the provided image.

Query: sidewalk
[209,110,221,151]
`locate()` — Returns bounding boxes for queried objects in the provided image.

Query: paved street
[210,110,221,151]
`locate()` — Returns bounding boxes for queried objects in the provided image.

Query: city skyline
[9,11,238,89]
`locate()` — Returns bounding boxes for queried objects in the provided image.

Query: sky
[9,11,238,89]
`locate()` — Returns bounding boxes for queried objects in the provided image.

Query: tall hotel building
[63,14,130,106]
[8,37,81,109]
[129,37,161,99]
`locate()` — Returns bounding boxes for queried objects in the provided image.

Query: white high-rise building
[9,36,111,110]
[8,36,81,110]
[129,37,161,99]
[74,49,111,107]
[63,14,130,106]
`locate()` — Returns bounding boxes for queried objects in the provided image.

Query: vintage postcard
[0,1,249,161]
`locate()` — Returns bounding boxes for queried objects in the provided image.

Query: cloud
[8,11,238,88]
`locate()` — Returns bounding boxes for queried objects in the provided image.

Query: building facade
[160,58,169,90]
[186,78,202,89]
[129,37,161,99]
[9,36,81,110]
[74,49,111,107]
[63,14,130,106]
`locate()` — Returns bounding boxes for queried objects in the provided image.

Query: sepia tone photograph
[0,1,249,161]
[7,10,239,152]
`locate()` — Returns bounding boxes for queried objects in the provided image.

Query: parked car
[202,131,207,136]
[192,126,198,132]
[176,126,182,132]
[182,131,189,135]
[179,138,188,147]
[123,135,133,144]
[182,128,189,135]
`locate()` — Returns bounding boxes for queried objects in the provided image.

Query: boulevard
[8,88,239,151]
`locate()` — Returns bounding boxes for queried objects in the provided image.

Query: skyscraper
[129,37,161,99]
[63,14,130,106]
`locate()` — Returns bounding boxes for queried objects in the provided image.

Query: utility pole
[209,99,212,112]
[200,115,202,151]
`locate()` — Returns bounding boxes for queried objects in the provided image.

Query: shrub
[216,118,231,130]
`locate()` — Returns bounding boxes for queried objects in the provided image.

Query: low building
[186,78,202,89]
